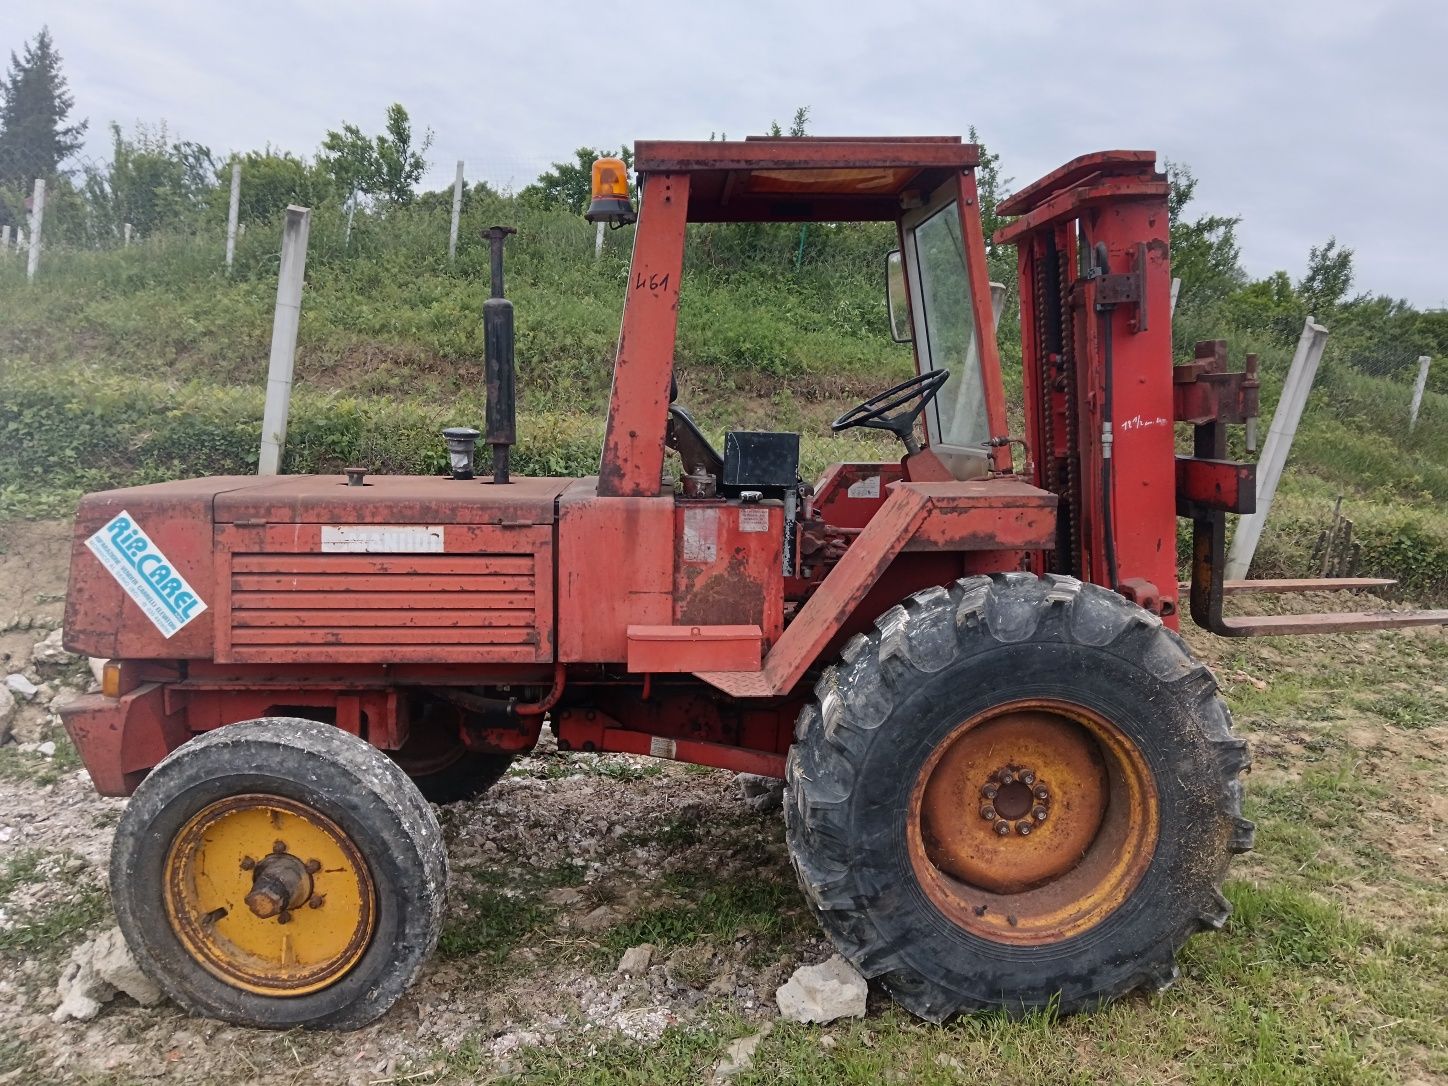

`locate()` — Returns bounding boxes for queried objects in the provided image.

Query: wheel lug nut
[1033,806,1048,821]
[1016,821,1033,836]
[239,856,255,871]
[277,909,292,924]
[980,805,997,821]
[1021,771,1035,786]
[981,784,998,800]
[304,859,322,874]
[999,770,1015,785]
[1034,787,1049,800]
[994,820,1010,836]
[308,895,325,909]
[272,840,288,854]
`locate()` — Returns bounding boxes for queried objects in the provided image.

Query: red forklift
[59,137,1446,1029]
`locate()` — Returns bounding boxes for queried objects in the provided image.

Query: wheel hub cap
[908,699,1158,944]
[163,794,376,996]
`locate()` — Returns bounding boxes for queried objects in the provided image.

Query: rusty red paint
[598,172,690,497]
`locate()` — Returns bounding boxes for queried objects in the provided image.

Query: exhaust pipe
[482,225,517,484]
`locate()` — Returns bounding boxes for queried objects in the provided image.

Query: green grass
[0,735,83,786]
[403,874,1446,1084]
[0,880,109,963]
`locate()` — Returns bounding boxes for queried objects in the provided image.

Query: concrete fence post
[26,178,45,282]
[1225,316,1330,580]
[1409,355,1432,432]
[448,160,464,262]
[1170,277,1181,317]
[1,225,9,253]
[123,223,133,247]
[225,162,242,272]
[594,219,605,261]
[15,228,24,253]
[258,206,312,476]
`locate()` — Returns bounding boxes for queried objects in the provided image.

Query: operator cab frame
[597,136,1013,498]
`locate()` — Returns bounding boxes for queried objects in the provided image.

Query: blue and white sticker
[85,511,207,638]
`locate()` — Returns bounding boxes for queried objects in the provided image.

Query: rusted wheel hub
[163,794,376,995]
[909,699,1157,944]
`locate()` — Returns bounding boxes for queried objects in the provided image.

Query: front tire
[110,718,447,1030]
[785,573,1253,1020]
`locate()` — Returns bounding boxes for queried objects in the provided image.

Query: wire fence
[1,149,1439,437]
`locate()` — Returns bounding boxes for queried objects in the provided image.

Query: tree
[1164,160,1243,308]
[1298,236,1355,317]
[82,122,216,236]
[520,145,633,214]
[767,107,810,138]
[222,148,336,222]
[968,126,1012,264]
[0,27,87,188]
[319,103,432,206]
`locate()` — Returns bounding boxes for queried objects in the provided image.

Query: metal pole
[26,178,45,282]
[225,162,241,272]
[448,160,464,262]
[258,206,312,476]
[989,281,1007,329]
[1225,316,1330,580]
[594,219,605,261]
[1409,355,1432,432]
[123,223,132,247]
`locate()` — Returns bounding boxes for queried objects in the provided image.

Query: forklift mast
[997,152,1180,620]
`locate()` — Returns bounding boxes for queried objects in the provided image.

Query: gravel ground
[1,518,1445,1085]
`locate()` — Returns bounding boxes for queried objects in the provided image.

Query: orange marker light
[102,660,122,698]
[585,156,637,225]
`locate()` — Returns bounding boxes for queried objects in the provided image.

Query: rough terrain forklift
[58,137,1447,1029]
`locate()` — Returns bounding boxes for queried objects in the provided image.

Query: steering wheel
[831,369,950,454]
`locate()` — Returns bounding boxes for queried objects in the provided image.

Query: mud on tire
[110,718,447,1030]
[784,573,1253,1020]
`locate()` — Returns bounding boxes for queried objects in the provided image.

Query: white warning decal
[738,507,770,533]
[846,475,881,499]
[86,511,207,639]
[321,525,445,553]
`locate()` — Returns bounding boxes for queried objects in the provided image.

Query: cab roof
[632,136,978,223]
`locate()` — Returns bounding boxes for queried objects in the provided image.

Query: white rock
[38,740,56,758]
[0,686,14,742]
[489,1031,543,1058]
[714,1023,772,1081]
[9,703,48,744]
[5,674,38,699]
[735,772,785,813]
[617,943,655,975]
[545,886,584,907]
[32,629,77,666]
[577,905,617,932]
[89,658,107,686]
[52,928,164,1023]
[611,1006,672,1043]
[775,955,868,1024]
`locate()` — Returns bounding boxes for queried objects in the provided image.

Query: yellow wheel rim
[163,794,376,996]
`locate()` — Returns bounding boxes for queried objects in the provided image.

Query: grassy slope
[0,196,1445,597]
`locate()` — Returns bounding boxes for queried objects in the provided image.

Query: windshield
[909,200,988,452]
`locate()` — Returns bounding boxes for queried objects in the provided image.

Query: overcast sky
[20,0,1448,307]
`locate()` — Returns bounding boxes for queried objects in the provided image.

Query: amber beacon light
[584,156,636,225]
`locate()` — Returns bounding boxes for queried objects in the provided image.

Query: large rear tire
[785,573,1253,1020]
[110,718,447,1030]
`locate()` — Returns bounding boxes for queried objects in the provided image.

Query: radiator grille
[227,553,541,660]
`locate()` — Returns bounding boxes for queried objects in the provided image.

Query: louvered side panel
[214,525,553,664]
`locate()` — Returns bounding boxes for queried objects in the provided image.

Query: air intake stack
[482,225,517,484]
